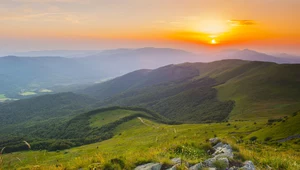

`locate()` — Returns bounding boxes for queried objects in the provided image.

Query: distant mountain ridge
[1,47,300,99]
[214,49,300,63]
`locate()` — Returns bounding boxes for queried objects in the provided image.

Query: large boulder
[134,163,162,170]
[240,161,255,170]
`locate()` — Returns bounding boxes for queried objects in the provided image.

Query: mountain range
[1,47,300,100]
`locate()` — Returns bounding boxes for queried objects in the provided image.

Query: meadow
[1,115,299,170]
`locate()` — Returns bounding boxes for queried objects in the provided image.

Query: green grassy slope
[0,107,165,153]
[248,111,300,141]
[215,62,300,120]
[89,109,145,128]
[1,117,298,170]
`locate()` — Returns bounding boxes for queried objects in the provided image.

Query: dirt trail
[137,117,160,129]
[137,117,150,126]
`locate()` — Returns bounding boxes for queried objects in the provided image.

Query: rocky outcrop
[202,138,255,170]
[134,138,255,170]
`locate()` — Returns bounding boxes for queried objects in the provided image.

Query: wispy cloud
[0,12,83,24]
[228,20,256,26]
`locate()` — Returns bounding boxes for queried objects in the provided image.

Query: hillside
[248,110,300,141]
[81,60,300,122]
[1,116,298,170]
[215,62,300,120]
[0,107,165,153]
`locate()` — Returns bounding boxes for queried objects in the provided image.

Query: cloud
[0,12,82,24]
[228,20,256,26]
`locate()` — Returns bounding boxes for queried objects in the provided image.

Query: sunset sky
[1,0,300,55]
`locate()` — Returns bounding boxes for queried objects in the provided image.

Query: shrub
[102,162,122,170]
[48,140,75,151]
[292,112,298,117]
[264,137,272,141]
[110,158,125,169]
[249,136,257,142]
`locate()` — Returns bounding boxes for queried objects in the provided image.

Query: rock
[217,157,229,167]
[240,161,255,170]
[214,152,234,159]
[212,142,223,150]
[166,165,177,170]
[134,163,162,170]
[212,144,233,159]
[203,158,216,167]
[170,157,189,167]
[171,158,181,165]
[228,166,238,170]
[188,163,202,170]
[203,157,229,168]
[209,138,219,145]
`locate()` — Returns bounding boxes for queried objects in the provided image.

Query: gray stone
[203,157,229,168]
[171,158,181,164]
[203,158,216,167]
[212,142,224,150]
[229,167,238,170]
[217,157,229,167]
[188,163,202,170]
[212,143,233,159]
[134,163,162,170]
[240,161,255,170]
[209,138,219,145]
[166,165,177,170]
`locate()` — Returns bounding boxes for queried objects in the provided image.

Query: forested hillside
[81,60,300,121]
[0,107,164,153]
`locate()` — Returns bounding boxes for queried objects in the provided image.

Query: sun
[211,39,217,44]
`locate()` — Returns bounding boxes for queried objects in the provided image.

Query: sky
[0,0,300,55]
